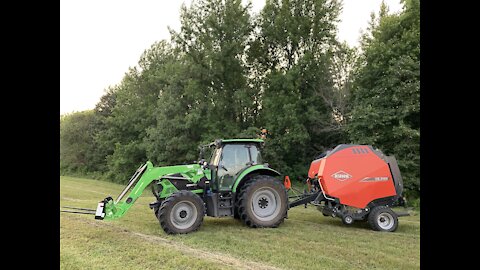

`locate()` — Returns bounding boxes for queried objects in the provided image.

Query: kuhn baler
[288,144,407,232]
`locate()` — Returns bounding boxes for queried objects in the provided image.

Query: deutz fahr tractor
[93,139,288,234]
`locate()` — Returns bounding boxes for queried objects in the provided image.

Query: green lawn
[60,176,420,270]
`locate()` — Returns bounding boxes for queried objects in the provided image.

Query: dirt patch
[62,215,281,270]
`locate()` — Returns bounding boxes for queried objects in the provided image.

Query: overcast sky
[60,0,402,115]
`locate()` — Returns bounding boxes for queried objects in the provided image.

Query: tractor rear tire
[237,175,288,228]
[158,191,205,234]
[233,206,240,219]
[368,206,398,232]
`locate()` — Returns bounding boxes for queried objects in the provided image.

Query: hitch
[94,196,113,220]
[288,191,323,208]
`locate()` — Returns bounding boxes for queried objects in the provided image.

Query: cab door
[209,146,222,191]
[216,144,251,191]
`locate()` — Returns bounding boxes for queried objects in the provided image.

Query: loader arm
[96,161,205,220]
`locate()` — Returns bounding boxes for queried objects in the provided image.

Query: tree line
[60,0,419,200]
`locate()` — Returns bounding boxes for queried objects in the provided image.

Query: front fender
[232,165,281,193]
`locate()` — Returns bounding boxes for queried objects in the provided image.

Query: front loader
[62,139,288,234]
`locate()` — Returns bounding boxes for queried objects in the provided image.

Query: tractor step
[205,192,234,217]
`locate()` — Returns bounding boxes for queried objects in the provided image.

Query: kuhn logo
[331,171,352,181]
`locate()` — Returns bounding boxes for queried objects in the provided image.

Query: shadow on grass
[316,217,372,230]
[131,209,417,237]
[309,216,417,233]
[201,214,376,233]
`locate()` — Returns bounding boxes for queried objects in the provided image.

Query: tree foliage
[60,110,100,174]
[348,0,420,198]
[251,0,346,177]
[60,0,420,199]
[145,0,255,168]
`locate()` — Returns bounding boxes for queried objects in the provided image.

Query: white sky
[60,0,403,115]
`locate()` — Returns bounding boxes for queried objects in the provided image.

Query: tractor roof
[220,139,264,143]
[202,139,264,148]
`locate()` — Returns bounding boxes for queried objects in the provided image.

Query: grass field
[60,176,420,270]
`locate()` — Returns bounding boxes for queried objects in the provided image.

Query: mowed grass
[60,176,420,270]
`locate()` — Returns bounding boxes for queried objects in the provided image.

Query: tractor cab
[195,138,286,220]
[206,139,264,192]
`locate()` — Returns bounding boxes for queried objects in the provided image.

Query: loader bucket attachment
[95,163,148,220]
[94,196,113,220]
[60,206,96,216]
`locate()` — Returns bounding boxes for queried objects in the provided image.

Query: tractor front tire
[153,199,164,219]
[368,206,398,232]
[158,191,205,234]
[237,175,288,228]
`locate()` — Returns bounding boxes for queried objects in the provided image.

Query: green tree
[348,0,420,198]
[97,41,175,183]
[175,0,255,135]
[87,86,117,173]
[60,110,99,174]
[249,0,344,179]
[146,0,256,166]
[144,53,204,165]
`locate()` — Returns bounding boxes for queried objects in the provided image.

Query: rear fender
[232,165,281,193]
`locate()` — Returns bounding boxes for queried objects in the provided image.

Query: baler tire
[237,175,288,228]
[368,206,398,232]
[342,215,354,225]
[158,191,205,234]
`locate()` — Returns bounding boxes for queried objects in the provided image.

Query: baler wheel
[237,175,287,228]
[368,206,398,232]
[158,191,205,234]
[342,215,354,225]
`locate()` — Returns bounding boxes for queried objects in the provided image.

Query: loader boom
[96,161,207,220]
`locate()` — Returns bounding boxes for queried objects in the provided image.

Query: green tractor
[92,139,288,234]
